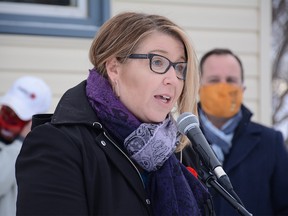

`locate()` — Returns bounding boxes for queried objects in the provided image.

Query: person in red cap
[0,76,51,216]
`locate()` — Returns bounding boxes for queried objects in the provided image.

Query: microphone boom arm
[197,164,252,216]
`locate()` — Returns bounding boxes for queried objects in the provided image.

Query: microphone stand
[197,165,252,216]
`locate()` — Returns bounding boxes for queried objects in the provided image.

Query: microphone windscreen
[177,112,199,134]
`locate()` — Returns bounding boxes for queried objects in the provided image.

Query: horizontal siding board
[115,0,258,7]
[0,72,87,95]
[0,35,93,49]
[197,53,258,77]
[188,31,258,53]
[45,74,87,97]
[240,55,258,77]
[0,46,93,72]
[112,3,258,30]
[244,78,259,100]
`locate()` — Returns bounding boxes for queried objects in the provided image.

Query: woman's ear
[106,57,120,81]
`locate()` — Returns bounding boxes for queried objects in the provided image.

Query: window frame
[0,0,110,38]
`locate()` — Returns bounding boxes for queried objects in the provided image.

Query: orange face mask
[199,83,243,118]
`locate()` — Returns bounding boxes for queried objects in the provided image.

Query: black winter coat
[16,81,152,215]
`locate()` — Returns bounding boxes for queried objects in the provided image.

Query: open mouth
[155,95,171,103]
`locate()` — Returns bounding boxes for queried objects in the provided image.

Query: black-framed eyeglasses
[128,53,187,80]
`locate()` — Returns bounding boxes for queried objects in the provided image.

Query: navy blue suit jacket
[182,105,288,215]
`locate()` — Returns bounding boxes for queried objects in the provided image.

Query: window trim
[0,0,110,38]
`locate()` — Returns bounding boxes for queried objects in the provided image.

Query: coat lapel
[224,125,261,172]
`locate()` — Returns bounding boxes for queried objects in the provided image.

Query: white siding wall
[0,35,93,112]
[0,0,272,125]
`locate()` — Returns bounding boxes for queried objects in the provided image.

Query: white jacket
[0,139,22,216]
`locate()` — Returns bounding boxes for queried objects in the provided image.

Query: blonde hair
[89,12,199,150]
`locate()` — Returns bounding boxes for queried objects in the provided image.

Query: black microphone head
[177,112,199,135]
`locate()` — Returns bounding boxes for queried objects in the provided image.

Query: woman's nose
[163,66,179,85]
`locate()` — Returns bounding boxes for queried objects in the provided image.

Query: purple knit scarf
[86,69,211,215]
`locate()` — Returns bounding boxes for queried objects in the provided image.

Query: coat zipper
[102,131,146,188]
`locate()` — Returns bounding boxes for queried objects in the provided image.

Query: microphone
[177,112,251,214]
[177,112,233,192]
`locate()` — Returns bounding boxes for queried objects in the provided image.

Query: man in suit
[183,48,288,215]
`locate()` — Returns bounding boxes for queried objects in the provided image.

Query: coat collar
[51,80,99,126]
[31,81,97,129]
